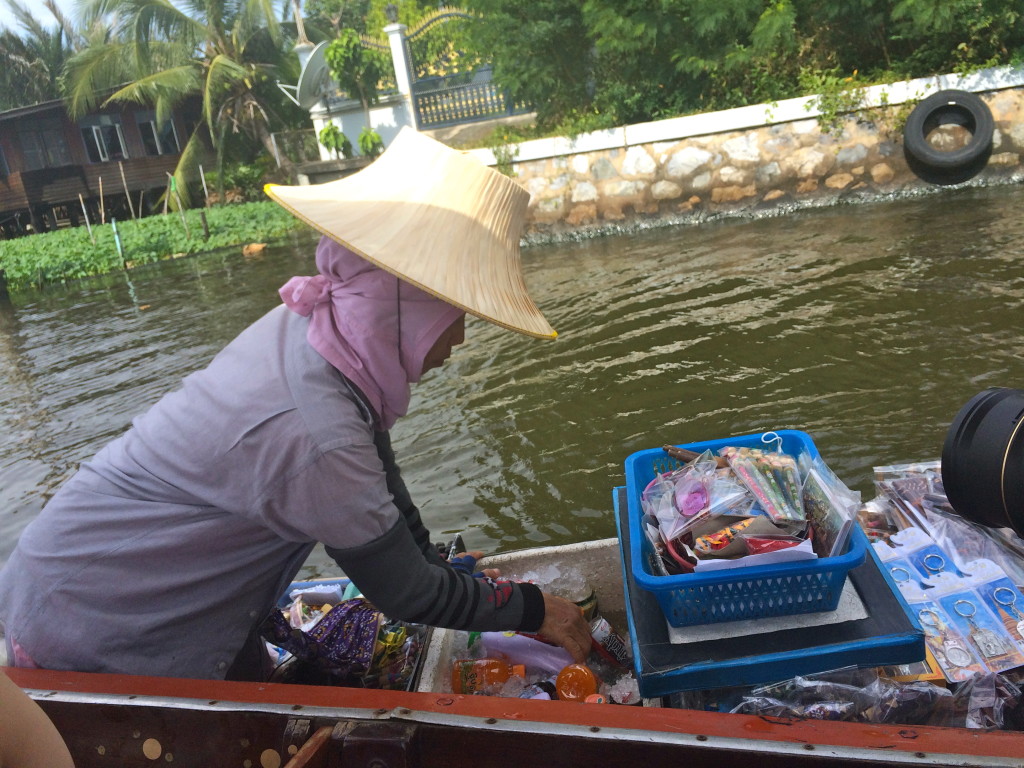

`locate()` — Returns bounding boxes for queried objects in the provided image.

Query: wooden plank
[283,725,337,768]
[0,172,30,211]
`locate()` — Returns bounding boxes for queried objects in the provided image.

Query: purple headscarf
[279,237,464,430]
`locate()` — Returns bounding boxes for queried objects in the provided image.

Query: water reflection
[2,186,1023,578]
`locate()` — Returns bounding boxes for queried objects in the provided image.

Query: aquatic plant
[0,201,302,291]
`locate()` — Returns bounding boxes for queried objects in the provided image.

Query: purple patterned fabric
[261,598,382,677]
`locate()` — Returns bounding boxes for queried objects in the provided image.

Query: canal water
[2,183,1023,579]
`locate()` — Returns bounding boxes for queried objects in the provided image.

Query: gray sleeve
[326,518,545,633]
[371,428,446,566]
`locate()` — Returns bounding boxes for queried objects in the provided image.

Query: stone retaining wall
[478,68,1024,242]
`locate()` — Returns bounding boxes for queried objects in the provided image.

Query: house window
[19,122,72,171]
[137,113,180,156]
[0,145,8,178]
[79,116,128,163]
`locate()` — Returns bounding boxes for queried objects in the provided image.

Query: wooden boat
[11,532,1024,768]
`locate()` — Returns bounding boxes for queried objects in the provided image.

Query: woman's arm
[0,671,75,768]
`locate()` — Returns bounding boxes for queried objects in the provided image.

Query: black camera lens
[941,388,1024,534]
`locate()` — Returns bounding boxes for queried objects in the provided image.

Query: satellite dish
[296,41,333,110]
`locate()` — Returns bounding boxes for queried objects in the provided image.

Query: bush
[318,124,353,158]
[205,161,273,203]
[358,127,385,158]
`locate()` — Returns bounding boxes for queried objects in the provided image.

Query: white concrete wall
[309,93,416,160]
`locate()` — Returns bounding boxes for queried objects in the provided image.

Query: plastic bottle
[555,663,600,703]
[480,631,575,675]
[450,658,526,695]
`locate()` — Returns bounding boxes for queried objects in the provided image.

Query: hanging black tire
[903,89,994,186]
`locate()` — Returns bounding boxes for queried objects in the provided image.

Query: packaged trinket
[641,452,751,543]
[857,498,897,543]
[719,446,804,523]
[926,570,1024,674]
[896,581,985,683]
[874,527,960,583]
[796,452,859,555]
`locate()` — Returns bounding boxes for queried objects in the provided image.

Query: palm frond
[42,0,82,49]
[236,0,281,51]
[131,0,204,45]
[203,52,248,127]
[63,40,134,116]
[169,124,209,209]
[105,62,201,105]
[5,0,48,40]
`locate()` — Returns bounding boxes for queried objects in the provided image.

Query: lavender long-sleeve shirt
[0,306,542,679]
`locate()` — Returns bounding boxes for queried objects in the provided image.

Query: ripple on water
[3,188,1024,565]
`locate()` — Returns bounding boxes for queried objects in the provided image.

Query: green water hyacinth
[0,202,302,291]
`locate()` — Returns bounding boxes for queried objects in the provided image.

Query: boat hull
[10,537,1024,767]
[12,665,1024,768]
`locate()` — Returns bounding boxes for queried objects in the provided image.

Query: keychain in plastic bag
[992,587,1024,645]
[881,528,960,583]
[871,533,928,588]
[926,571,1024,674]
[898,581,983,683]
[949,559,1024,652]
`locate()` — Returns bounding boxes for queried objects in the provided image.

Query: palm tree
[65,0,299,207]
[0,0,86,110]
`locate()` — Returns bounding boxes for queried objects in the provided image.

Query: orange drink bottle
[451,658,526,695]
[555,663,600,702]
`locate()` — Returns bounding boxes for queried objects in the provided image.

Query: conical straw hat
[265,127,555,338]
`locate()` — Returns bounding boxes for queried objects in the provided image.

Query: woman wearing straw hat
[0,128,592,681]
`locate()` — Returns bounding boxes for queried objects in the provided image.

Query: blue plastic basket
[624,430,866,627]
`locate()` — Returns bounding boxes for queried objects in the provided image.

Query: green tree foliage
[0,0,99,110]
[323,26,388,115]
[461,0,595,130]
[64,0,307,207]
[319,2,473,103]
[464,0,1024,132]
[304,0,373,38]
[357,125,383,157]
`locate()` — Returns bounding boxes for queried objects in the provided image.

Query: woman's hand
[537,591,592,663]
